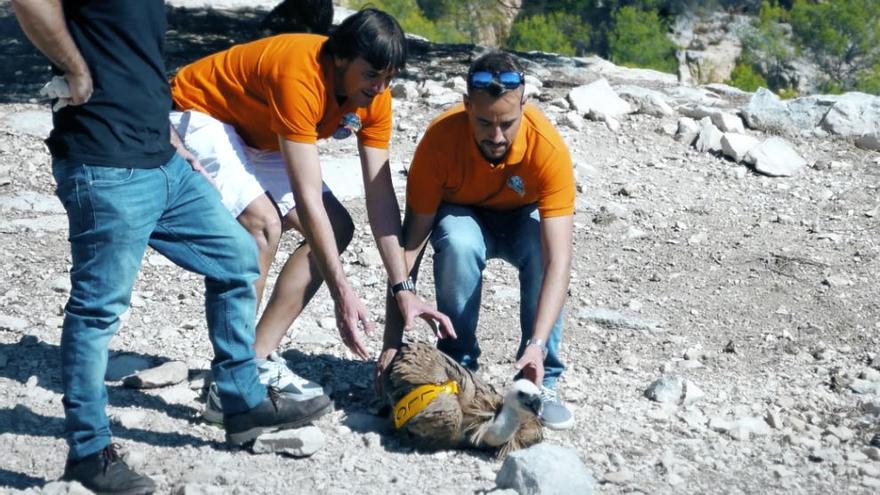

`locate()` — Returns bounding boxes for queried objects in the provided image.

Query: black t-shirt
[47,0,175,168]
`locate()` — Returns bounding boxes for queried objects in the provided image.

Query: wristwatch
[391,276,416,296]
[526,338,548,357]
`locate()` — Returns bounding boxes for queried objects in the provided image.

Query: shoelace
[267,386,281,412]
[101,443,123,475]
[540,387,558,404]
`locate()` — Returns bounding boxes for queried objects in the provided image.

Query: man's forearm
[12,0,89,77]
[297,195,351,298]
[530,259,570,343]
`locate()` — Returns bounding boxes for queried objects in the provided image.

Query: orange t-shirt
[170,34,392,151]
[407,103,575,218]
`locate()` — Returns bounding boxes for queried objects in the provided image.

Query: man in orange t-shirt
[377,51,576,430]
[169,9,453,421]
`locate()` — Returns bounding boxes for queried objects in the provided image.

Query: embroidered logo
[333,112,362,140]
[507,175,525,197]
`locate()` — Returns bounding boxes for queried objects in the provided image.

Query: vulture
[383,342,544,457]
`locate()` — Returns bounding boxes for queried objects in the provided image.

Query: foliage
[607,6,678,73]
[855,63,880,95]
[348,0,467,43]
[727,61,767,92]
[789,0,880,89]
[738,1,796,91]
[506,12,589,56]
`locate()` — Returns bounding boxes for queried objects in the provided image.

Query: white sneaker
[202,353,324,424]
[257,352,324,400]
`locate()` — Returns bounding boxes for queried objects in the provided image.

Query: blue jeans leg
[54,155,264,460]
[431,204,490,371]
[487,205,565,388]
[148,155,264,414]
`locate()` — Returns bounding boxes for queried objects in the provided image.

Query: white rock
[567,78,633,121]
[496,444,595,495]
[106,353,154,381]
[676,117,699,145]
[251,426,325,457]
[743,137,807,177]
[819,92,880,137]
[0,314,28,331]
[110,409,148,429]
[644,376,683,405]
[856,132,880,151]
[825,425,854,442]
[357,246,383,267]
[560,111,584,131]
[616,85,674,117]
[694,117,723,153]
[123,361,188,389]
[721,133,760,163]
[865,447,880,461]
[40,481,93,495]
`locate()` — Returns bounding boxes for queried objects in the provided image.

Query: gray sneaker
[202,354,324,424]
[539,386,575,430]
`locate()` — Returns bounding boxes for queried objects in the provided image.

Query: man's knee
[239,207,282,250]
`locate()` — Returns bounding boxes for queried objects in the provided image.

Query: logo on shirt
[333,113,362,140]
[507,175,525,197]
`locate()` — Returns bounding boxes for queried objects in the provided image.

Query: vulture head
[383,342,543,456]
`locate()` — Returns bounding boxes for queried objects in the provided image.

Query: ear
[520,88,528,106]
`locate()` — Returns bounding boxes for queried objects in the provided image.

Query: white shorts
[169,110,328,218]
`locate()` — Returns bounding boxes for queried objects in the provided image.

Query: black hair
[466,51,525,97]
[322,8,406,72]
[261,0,334,35]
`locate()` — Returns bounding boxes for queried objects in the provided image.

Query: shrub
[727,61,767,92]
[607,6,678,73]
[506,12,590,56]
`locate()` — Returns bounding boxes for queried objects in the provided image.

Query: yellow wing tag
[393,380,460,429]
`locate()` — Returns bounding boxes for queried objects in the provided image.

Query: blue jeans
[53,154,266,460]
[431,203,565,388]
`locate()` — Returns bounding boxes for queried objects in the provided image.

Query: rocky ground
[1,2,880,494]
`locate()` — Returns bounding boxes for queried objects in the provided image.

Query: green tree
[607,6,678,73]
[506,12,590,55]
[727,61,768,91]
[856,63,880,95]
[790,0,880,91]
[738,1,797,92]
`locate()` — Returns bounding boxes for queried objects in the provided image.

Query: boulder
[694,117,723,153]
[567,78,633,121]
[721,133,760,163]
[743,137,807,177]
[496,444,595,495]
[675,117,700,145]
[820,92,880,137]
[856,132,880,151]
[616,85,674,117]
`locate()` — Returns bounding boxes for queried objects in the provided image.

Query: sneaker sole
[225,400,333,447]
[202,408,224,426]
[542,415,575,431]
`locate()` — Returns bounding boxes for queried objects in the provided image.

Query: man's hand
[335,287,374,360]
[179,147,218,189]
[395,291,456,340]
[372,347,398,396]
[514,344,545,387]
[65,70,92,106]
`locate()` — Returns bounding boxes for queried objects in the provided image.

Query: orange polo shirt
[170,34,391,151]
[407,103,575,218]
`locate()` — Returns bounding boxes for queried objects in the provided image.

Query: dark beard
[474,138,509,165]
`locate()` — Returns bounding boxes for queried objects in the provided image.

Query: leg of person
[170,110,280,310]
[147,154,331,446]
[431,203,492,371]
[235,195,282,310]
[497,204,573,430]
[53,160,162,494]
[256,190,354,357]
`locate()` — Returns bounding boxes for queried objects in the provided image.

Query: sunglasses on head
[468,71,525,90]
